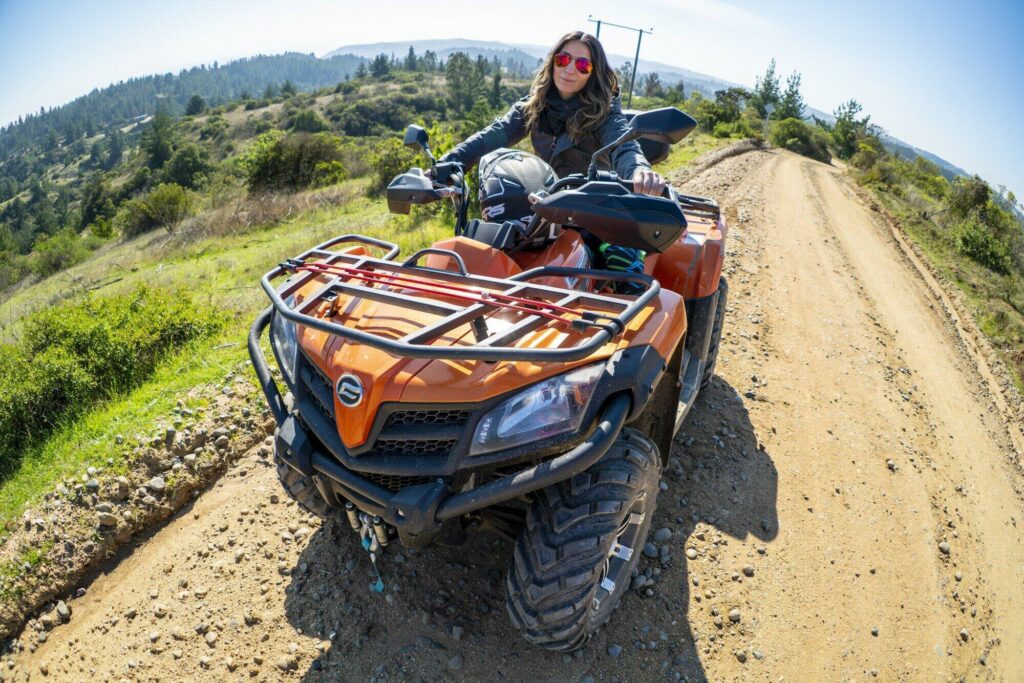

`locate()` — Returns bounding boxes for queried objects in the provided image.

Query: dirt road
[9,149,1024,682]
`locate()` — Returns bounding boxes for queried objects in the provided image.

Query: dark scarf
[538,90,581,137]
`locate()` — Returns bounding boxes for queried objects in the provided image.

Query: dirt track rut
[8,149,1024,682]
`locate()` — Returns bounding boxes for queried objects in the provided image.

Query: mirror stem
[588,131,634,180]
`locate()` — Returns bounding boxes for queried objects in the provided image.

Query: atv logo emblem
[336,374,363,408]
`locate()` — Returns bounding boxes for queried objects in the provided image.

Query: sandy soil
[8,148,1024,682]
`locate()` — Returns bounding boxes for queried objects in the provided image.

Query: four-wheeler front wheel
[505,428,661,651]
[274,448,342,525]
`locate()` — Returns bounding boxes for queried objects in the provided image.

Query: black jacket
[440,96,651,180]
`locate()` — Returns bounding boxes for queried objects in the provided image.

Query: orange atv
[248,108,727,651]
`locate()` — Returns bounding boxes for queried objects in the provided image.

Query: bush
[163,143,212,189]
[368,137,418,196]
[289,109,329,133]
[31,228,90,277]
[953,217,1012,274]
[115,183,195,237]
[769,118,831,163]
[0,287,221,474]
[240,131,348,192]
[0,250,32,291]
[200,114,229,141]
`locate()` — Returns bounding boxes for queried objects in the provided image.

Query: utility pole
[587,16,653,108]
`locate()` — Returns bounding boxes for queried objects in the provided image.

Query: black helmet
[478,149,557,224]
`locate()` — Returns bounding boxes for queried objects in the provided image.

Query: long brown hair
[523,31,619,142]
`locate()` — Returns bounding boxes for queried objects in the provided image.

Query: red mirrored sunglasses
[553,51,593,75]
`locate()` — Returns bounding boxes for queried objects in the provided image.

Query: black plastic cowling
[531,181,687,253]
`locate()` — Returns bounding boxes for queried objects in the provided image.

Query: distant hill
[324,38,541,75]
[0,38,972,191]
[880,135,970,181]
[326,39,743,99]
[327,39,970,182]
[0,53,363,160]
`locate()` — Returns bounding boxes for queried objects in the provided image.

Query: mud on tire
[505,428,661,651]
[701,276,728,390]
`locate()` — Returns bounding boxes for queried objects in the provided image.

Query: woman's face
[552,39,592,99]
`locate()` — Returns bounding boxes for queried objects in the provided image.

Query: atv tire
[274,449,342,524]
[506,428,661,651]
[701,276,728,390]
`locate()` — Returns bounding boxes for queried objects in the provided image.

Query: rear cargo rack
[677,193,721,220]
[260,234,660,362]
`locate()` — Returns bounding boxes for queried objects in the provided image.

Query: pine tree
[404,46,418,71]
[776,72,805,120]
[489,70,503,108]
[140,110,175,169]
[369,53,390,78]
[446,52,484,115]
[185,94,207,115]
[751,59,781,117]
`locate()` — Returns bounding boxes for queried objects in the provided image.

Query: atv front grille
[363,473,436,493]
[300,354,336,424]
[375,439,458,457]
[383,410,471,428]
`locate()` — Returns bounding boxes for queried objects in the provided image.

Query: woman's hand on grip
[632,168,666,196]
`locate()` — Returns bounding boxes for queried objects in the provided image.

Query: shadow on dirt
[283,378,777,682]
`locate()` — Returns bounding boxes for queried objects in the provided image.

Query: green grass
[0,539,53,600]
[663,129,738,169]
[0,328,244,527]
[0,134,725,530]
[873,191,1024,391]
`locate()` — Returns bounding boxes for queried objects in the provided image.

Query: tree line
[0,52,531,291]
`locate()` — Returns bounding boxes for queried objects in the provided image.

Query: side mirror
[628,108,697,144]
[403,124,429,150]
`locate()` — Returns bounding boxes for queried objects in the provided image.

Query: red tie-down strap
[293,261,598,328]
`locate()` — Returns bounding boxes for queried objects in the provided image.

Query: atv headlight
[270,298,299,383]
[470,364,604,456]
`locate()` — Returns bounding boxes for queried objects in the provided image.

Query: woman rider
[439,31,666,292]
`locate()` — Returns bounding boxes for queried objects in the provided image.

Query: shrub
[769,118,831,163]
[31,228,90,277]
[115,183,195,237]
[368,137,418,196]
[0,346,96,466]
[289,109,329,133]
[0,251,32,291]
[163,143,212,189]
[240,131,348,192]
[90,216,114,239]
[0,287,221,474]
[953,217,1012,274]
[200,114,229,141]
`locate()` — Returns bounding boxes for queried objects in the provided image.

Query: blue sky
[1,0,1021,197]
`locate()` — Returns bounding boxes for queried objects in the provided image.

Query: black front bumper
[249,307,630,545]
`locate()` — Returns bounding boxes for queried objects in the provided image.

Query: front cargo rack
[261,234,660,362]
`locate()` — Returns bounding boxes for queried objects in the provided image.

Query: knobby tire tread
[505,428,661,651]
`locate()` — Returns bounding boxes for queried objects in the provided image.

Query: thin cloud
[654,0,775,31]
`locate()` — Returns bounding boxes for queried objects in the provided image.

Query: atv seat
[422,236,524,280]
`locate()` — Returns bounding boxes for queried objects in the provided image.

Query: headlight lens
[470,363,604,456]
[270,297,299,383]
